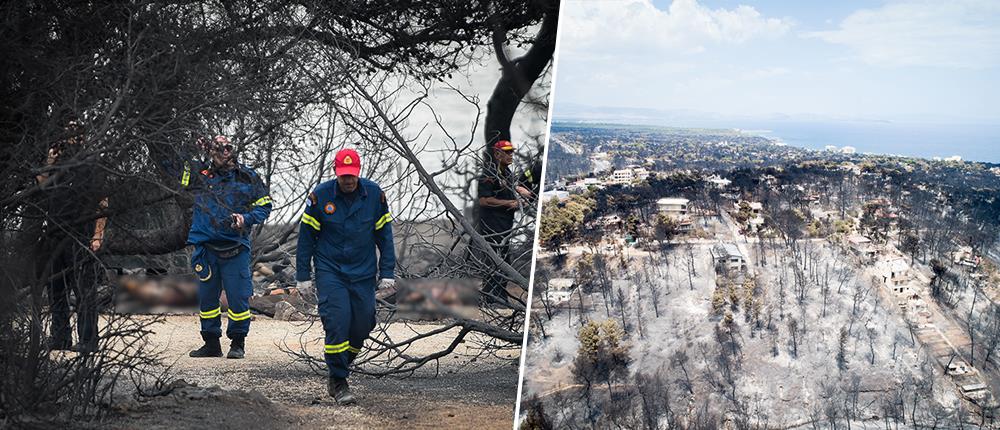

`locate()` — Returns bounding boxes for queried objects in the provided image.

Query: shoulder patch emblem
[324,202,336,214]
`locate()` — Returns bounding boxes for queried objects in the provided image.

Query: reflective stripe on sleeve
[301,213,321,231]
[252,195,272,206]
[374,212,393,230]
[181,162,191,187]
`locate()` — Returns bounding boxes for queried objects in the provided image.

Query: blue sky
[555,0,1000,124]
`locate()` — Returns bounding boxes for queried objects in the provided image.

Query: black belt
[203,241,244,259]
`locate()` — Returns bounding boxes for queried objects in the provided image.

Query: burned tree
[2,0,558,422]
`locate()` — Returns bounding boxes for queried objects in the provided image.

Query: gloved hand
[377,278,395,290]
[375,278,397,301]
[296,280,315,301]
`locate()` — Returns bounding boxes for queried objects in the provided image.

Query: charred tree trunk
[482,0,559,159]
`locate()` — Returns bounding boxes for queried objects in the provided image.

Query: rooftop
[847,235,872,245]
[548,278,574,290]
[712,243,743,259]
[657,197,690,206]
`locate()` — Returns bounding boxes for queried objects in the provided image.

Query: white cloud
[807,0,1000,68]
[562,0,792,57]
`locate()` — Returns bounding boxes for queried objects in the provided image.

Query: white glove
[378,278,396,290]
[296,280,315,299]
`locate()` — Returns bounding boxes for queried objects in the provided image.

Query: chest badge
[195,264,203,272]
[324,202,336,214]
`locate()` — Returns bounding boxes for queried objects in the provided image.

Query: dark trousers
[192,246,253,339]
[316,272,376,379]
[481,231,511,303]
[47,242,100,348]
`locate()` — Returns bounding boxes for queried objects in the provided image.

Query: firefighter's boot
[227,336,245,359]
[189,332,223,358]
[328,377,357,405]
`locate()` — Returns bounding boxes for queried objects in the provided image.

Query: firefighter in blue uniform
[183,135,273,359]
[295,148,395,405]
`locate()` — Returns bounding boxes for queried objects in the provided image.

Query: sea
[729,120,1000,164]
[553,106,1000,163]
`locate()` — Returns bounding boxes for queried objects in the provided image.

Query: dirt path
[106,315,518,429]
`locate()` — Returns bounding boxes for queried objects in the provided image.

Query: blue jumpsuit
[296,178,395,378]
[182,162,272,339]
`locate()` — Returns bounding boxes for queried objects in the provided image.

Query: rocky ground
[103,315,519,429]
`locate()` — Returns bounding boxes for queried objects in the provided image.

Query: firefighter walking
[296,148,396,405]
[184,135,273,359]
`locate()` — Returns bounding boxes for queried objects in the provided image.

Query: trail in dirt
[105,315,518,429]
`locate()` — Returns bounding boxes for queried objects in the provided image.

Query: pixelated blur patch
[381,191,386,203]
[308,192,317,206]
[324,202,336,214]
[385,279,484,320]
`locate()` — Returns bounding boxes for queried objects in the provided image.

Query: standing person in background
[518,159,543,201]
[296,148,396,405]
[184,135,272,359]
[36,118,108,354]
[477,140,531,305]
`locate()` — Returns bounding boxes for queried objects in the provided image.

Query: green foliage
[539,195,595,252]
[573,320,630,385]
[653,213,679,244]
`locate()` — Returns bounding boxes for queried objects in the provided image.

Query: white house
[607,166,650,186]
[953,246,980,268]
[846,235,876,261]
[608,169,635,185]
[548,278,574,291]
[658,197,693,231]
[632,167,650,182]
[542,278,575,305]
[877,257,911,290]
[711,242,746,272]
[734,201,764,233]
[568,177,603,193]
[658,197,689,215]
[541,190,569,202]
[707,175,731,189]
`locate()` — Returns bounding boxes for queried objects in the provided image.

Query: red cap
[334,148,361,177]
[493,140,514,151]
